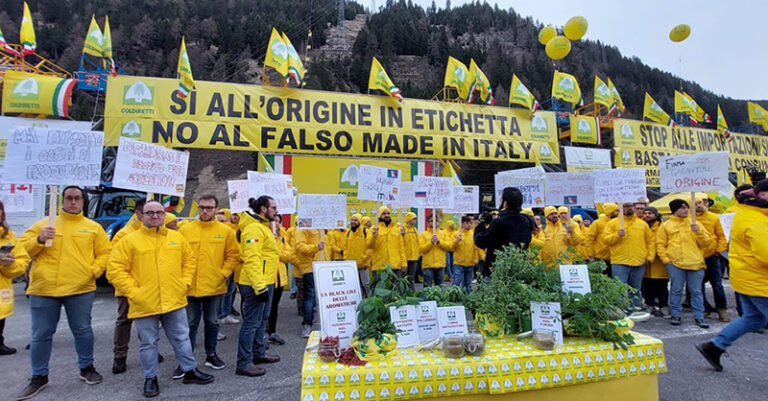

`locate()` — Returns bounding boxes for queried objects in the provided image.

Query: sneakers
[301,324,312,338]
[217,332,227,341]
[0,344,17,355]
[230,309,240,317]
[717,309,731,322]
[112,356,127,374]
[268,333,286,345]
[205,354,226,370]
[235,365,266,377]
[172,366,185,379]
[79,365,103,385]
[651,307,663,318]
[695,319,710,329]
[289,293,297,300]
[670,316,682,326]
[182,368,214,384]
[143,377,159,398]
[16,376,48,400]
[220,315,240,324]
[696,341,725,371]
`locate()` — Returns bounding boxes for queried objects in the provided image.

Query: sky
[407,0,766,100]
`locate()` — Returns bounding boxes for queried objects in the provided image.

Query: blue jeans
[713,294,768,350]
[219,274,236,319]
[445,252,454,280]
[187,295,221,355]
[302,273,316,326]
[253,285,274,357]
[612,264,646,308]
[30,292,95,376]
[134,307,197,379]
[237,284,268,368]
[423,268,445,287]
[289,264,298,295]
[667,264,705,319]
[453,264,473,293]
[703,256,727,310]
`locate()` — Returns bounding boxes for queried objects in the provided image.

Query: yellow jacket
[418,229,453,269]
[656,216,712,271]
[294,229,323,277]
[109,219,143,297]
[644,222,668,279]
[370,222,406,271]
[328,230,345,260]
[403,223,420,261]
[453,228,478,266]
[343,226,373,269]
[695,210,728,257]
[530,226,546,248]
[0,231,31,320]
[179,219,240,297]
[239,214,279,293]
[107,225,196,319]
[540,221,582,265]
[275,230,295,289]
[584,215,612,260]
[602,215,655,266]
[729,204,768,297]
[22,212,111,297]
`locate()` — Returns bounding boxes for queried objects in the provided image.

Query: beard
[379,217,391,225]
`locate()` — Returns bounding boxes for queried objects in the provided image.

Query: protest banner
[357,164,402,202]
[564,146,612,172]
[389,305,419,348]
[444,185,479,214]
[297,194,347,230]
[593,168,647,229]
[313,261,363,349]
[545,172,595,207]
[2,126,103,186]
[531,302,563,346]
[390,181,414,209]
[412,176,454,209]
[0,184,34,213]
[559,264,592,295]
[246,171,297,214]
[113,137,189,196]
[719,213,735,243]
[226,180,249,213]
[437,305,468,337]
[494,166,546,208]
[659,152,730,193]
[415,301,439,343]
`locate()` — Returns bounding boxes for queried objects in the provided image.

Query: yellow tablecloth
[300,331,666,401]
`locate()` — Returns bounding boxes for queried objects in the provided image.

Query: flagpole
[45,185,58,247]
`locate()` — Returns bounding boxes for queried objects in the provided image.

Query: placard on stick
[390,181,414,209]
[592,168,647,203]
[495,166,546,208]
[0,184,34,213]
[444,185,479,214]
[659,151,730,193]
[226,180,249,213]
[297,194,347,230]
[412,176,454,209]
[545,172,595,207]
[357,164,402,202]
[247,171,296,214]
[113,137,189,195]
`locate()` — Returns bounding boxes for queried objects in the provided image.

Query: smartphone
[0,244,14,253]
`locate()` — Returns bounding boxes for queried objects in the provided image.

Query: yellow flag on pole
[748,101,768,130]
[643,93,675,127]
[264,28,289,78]
[282,32,304,86]
[443,56,473,102]
[509,74,539,114]
[103,15,116,76]
[593,76,613,109]
[551,70,583,107]
[469,59,494,105]
[716,105,732,143]
[20,2,36,55]
[675,91,711,125]
[82,15,104,57]
[368,57,402,101]
[607,77,626,114]
[176,37,195,98]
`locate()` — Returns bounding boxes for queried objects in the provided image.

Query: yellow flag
[674,91,710,125]
[469,59,494,105]
[593,76,613,109]
[643,93,675,127]
[551,70,583,107]
[717,105,733,143]
[368,57,402,100]
[82,15,103,57]
[176,37,195,98]
[607,77,626,114]
[748,101,768,130]
[103,15,116,76]
[1,71,77,117]
[281,32,304,86]
[20,2,36,55]
[264,28,289,78]
[258,152,274,172]
[444,56,473,101]
[570,114,601,145]
[509,74,539,114]
[441,160,462,185]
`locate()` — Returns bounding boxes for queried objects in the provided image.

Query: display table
[300,331,666,401]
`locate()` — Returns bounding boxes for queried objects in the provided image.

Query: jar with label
[442,335,465,358]
[464,333,485,356]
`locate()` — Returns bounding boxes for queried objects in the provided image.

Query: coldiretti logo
[168,240,179,246]
[213,234,223,239]
[123,81,154,105]
[121,120,141,137]
[12,78,39,100]
[331,269,345,283]
[79,229,91,234]
[339,165,359,189]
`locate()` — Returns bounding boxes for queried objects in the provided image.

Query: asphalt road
[0,281,766,401]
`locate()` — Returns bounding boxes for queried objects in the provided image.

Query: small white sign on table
[412,176,454,209]
[226,180,250,213]
[444,185,479,214]
[437,305,468,337]
[495,166,546,208]
[659,151,730,193]
[357,164,402,202]
[113,137,189,195]
[297,194,347,230]
[313,261,363,348]
[247,171,297,214]
[559,264,592,295]
[592,168,647,203]
[389,305,419,348]
[415,301,439,343]
[545,172,595,207]
[531,302,563,346]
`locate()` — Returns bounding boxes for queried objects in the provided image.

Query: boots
[112,357,127,374]
[717,309,731,322]
[696,341,724,371]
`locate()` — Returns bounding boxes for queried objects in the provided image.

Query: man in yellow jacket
[344,214,374,296]
[369,207,406,273]
[17,186,111,400]
[698,179,768,371]
[402,212,420,288]
[418,216,453,286]
[453,216,478,293]
[657,199,713,328]
[603,203,656,309]
[0,199,31,356]
[584,203,619,274]
[294,226,324,338]
[694,194,730,322]
[640,207,669,317]
[541,206,582,266]
[106,200,212,398]
[178,195,239,373]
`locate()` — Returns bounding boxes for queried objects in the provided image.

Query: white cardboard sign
[444,185,479,214]
[592,168,647,203]
[357,164,402,202]
[415,301,439,343]
[659,151,730,193]
[545,172,595,207]
[495,166,546,208]
[246,171,296,214]
[389,305,419,348]
[297,194,347,230]
[0,184,34,213]
[413,176,454,209]
[226,180,250,213]
[313,261,363,348]
[437,305,468,337]
[113,137,189,195]
[718,213,735,243]
[390,181,415,209]
[559,264,592,295]
[530,302,563,346]
[3,126,103,186]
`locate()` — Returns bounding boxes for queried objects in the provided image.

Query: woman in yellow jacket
[452,216,479,293]
[418,217,453,287]
[656,199,713,328]
[640,207,670,317]
[0,201,31,355]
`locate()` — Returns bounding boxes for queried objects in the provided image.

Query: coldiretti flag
[674,91,710,125]
[593,76,613,109]
[0,25,20,56]
[1,71,77,117]
[20,2,36,55]
[176,37,194,98]
[264,27,289,78]
[551,70,583,108]
[569,114,601,145]
[509,74,539,114]
[103,16,116,76]
[444,56,473,102]
[282,32,304,86]
[368,57,402,101]
[441,159,462,185]
[82,15,103,57]
[738,169,752,186]
[607,77,626,114]
[717,105,733,143]
[748,101,768,130]
[469,59,494,105]
[643,93,675,127]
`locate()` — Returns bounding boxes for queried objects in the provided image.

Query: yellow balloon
[564,16,588,41]
[538,25,557,45]
[669,24,691,42]
[545,36,571,60]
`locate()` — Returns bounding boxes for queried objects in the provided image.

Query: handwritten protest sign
[113,137,188,195]
[719,213,735,243]
[297,194,347,229]
[357,164,402,202]
[659,152,730,193]
[247,171,296,214]
[412,176,454,209]
[0,184,34,213]
[2,183,45,233]
[545,172,595,207]
[390,181,414,209]
[495,166,546,208]
[444,185,479,214]
[313,261,362,348]
[592,168,647,203]
[2,126,103,186]
[226,180,249,213]
[531,302,563,346]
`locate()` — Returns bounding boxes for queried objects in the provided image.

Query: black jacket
[473,210,535,276]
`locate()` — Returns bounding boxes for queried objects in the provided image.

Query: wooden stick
[619,207,625,230]
[432,212,436,236]
[690,192,697,225]
[45,185,58,247]
[319,229,325,261]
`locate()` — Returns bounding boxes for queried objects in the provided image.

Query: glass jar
[442,335,465,358]
[318,340,340,362]
[464,333,486,356]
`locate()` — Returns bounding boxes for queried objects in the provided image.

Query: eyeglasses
[199,206,216,211]
[144,211,166,217]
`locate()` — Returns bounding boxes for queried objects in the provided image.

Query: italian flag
[52,78,77,117]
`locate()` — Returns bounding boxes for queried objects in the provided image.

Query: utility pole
[338,0,345,43]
